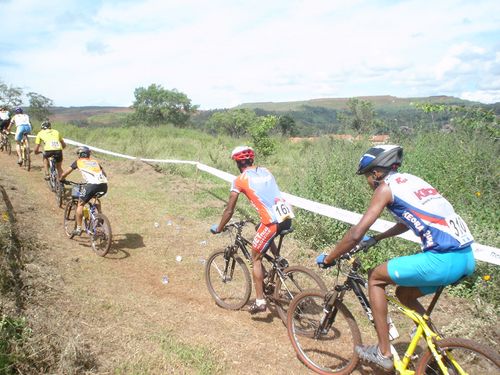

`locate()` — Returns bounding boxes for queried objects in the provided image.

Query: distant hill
[235,95,479,111]
[49,106,132,126]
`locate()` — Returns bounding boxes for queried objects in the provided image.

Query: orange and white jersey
[71,157,108,184]
[231,166,283,224]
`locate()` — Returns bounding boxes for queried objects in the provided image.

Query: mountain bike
[0,131,11,154]
[286,243,500,374]
[62,181,112,257]
[46,156,63,208]
[205,219,326,324]
[20,132,30,171]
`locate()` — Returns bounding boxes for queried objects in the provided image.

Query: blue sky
[1,0,499,109]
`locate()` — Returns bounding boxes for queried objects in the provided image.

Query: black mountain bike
[0,131,11,154]
[205,219,326,324]
[46,156,63,208]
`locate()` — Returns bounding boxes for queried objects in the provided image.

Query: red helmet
[231,146,255,161]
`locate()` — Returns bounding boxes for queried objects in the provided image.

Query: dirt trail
[2,149,386,374]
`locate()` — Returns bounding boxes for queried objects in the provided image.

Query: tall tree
[27,92,53,122]
[206,109,257,137]
[131,84,197,127]
[277,114,297,136]
[0,80,23,108]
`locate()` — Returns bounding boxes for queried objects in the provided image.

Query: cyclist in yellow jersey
[34,120,66,180]
[60,146,108,236]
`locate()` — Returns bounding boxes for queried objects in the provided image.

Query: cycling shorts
[79,183,108,204]
[0,119,9,131]
[15,124,31,142]
[252,219,292,254]
[43,150,63,163]
[387,246,475,295]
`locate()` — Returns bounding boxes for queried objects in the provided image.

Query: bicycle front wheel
[63,200,77,238]
[55,182,63,208]
[287,289,362,375]
[273,265,327,324]
[416,337,500,374]
[91,213,112,256]
[205,249,252,310]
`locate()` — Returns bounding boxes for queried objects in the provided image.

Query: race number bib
[445,214,473,246]
[50,140,61,149]
[272,200,295,223]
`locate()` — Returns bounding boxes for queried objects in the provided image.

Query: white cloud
[1,0,499,108]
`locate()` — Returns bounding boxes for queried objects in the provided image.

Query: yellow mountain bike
[287,243,500,374]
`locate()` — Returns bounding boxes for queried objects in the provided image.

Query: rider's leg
[395,286,425,314]
[75,200,84,228]
[251,250,265,301]
[15,141,22,163]
[367,262,394,358]
[56,161,64,179]
[43,157,49,177]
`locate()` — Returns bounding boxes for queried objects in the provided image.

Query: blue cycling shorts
[15,124,31,142]
[387,246,475,295]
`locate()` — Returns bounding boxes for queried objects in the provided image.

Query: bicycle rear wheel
[23,142,30,171]
[287,289,362,375]
[55,181,63,208]
[205,249,252,310]
[416,337,500,374]
[63,200,77,238]
[91,213,112,256]
[273,265,327,324]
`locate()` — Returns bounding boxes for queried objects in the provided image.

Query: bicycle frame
[323,256,456,375]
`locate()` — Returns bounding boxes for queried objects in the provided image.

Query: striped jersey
[384,172,473,252]
[231,166,282,224]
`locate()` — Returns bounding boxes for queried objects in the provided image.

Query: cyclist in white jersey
[7,107,32,165]
[316,145,475,371]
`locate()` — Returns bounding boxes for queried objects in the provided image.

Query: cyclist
[316,144,475,371]
[34,120,67,180]
[210,146,294,314]
[0,106,10,133]
[60,146,108,236]
[7,107,32,165]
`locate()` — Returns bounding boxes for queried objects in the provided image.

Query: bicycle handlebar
[222,218,255,232]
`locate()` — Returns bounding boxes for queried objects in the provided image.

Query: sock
[255,298,266,306]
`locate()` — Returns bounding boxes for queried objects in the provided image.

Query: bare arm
[324,182,393,264]
[215,192,239,233]
[60,167,74,181]
[61,138,67,149]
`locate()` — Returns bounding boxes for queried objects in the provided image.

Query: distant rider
[60,146,108,236]
[210,146,294,313]
[7,107,32,165]
[0,106,10,134]
[34,120,67,180]
[316,144,475,371]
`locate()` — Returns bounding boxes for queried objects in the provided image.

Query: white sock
[255,298,266,306]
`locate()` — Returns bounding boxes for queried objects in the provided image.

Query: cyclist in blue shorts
[316,145,475,371]
[7,107,32,165]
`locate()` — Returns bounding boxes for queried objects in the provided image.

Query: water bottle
[388,316,400,340]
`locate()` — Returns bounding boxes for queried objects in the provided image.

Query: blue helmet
[357,145,403,175]
[15,107,23,114]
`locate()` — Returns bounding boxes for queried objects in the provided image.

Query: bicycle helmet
[231,146,255,161]
[76,146,91,158]
[41,120,51,129]
[15,107,23,114]
[356,145,403,175]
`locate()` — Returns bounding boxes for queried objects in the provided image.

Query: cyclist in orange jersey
[211,146,294,313]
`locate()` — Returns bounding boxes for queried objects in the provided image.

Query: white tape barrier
[60,138,500,266]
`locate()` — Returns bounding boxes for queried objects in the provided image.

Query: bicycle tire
[22,141,30,171]
[415,337,500,374]
[63,200,77,238]
[3,138,11,155]
[273,265,327,325]
[55,181,63,208]
[91,213,112,256]
[287,289,362,375]
[205,249,252,310]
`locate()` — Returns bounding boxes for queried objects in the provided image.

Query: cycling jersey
[384,172,474,252]
[10,113,30,127]
[231,166,283,224]
[0,110,9,121]
[35,129,64,151]
[70,158,108,185]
